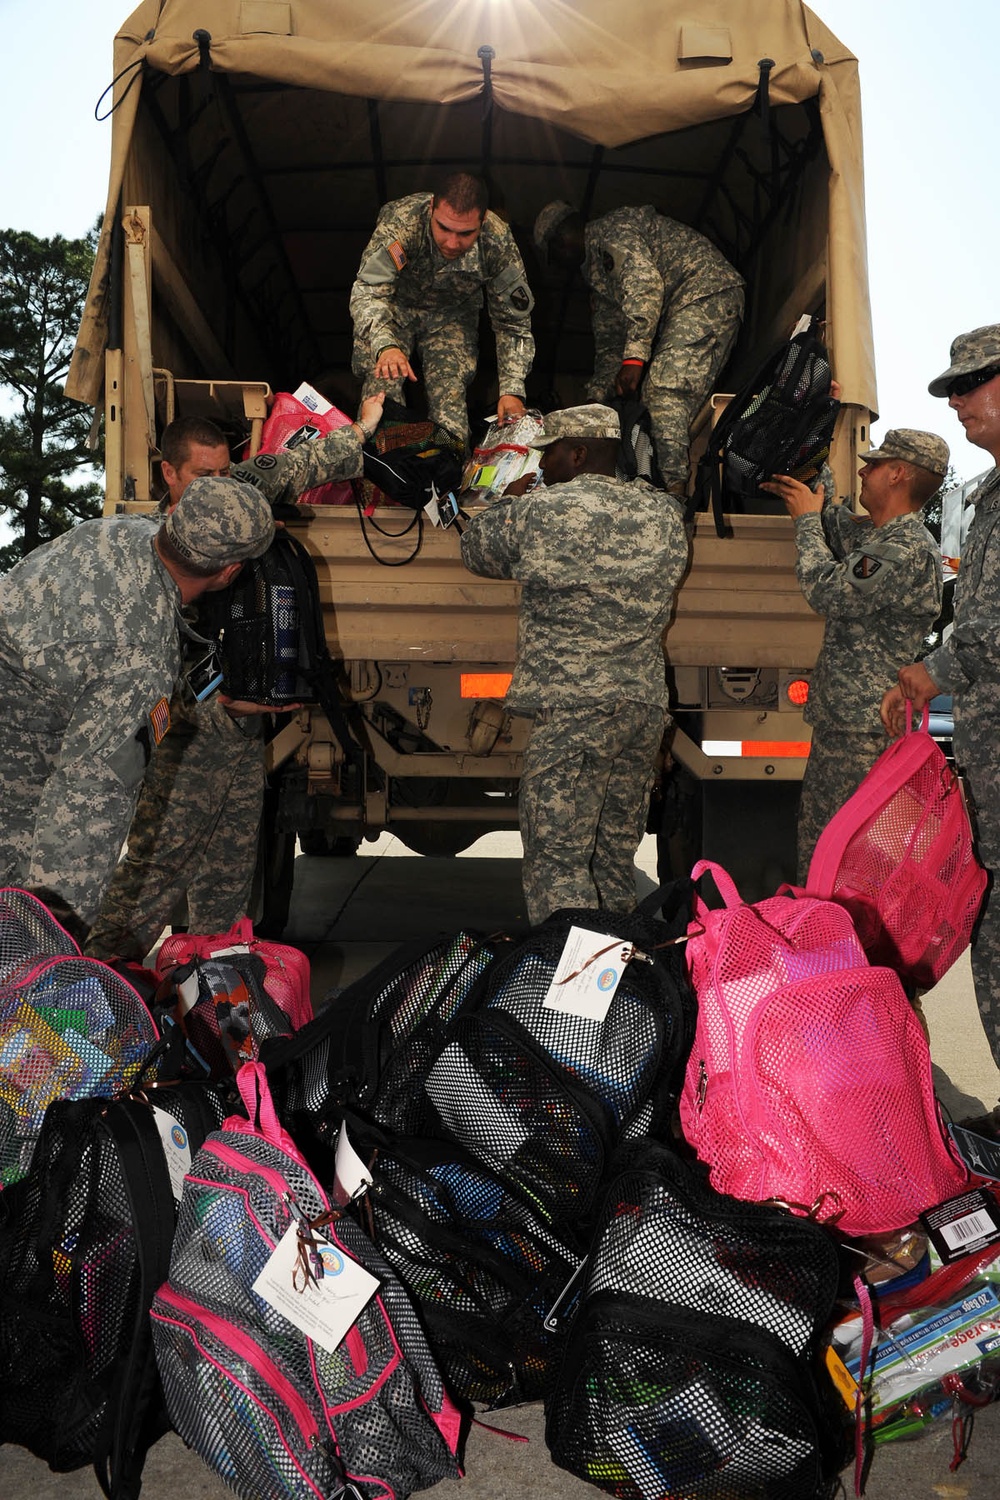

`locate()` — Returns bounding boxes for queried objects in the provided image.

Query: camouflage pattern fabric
[0,517,182,927]
[582,206,744,489]
[796,728,889,882]
[792,500,941,884]
[88,422,368,959]
[231,420,364,503]
[460,473,688,712]
[923,467,1000,1062]
[350,193,534,451]
[85,693,263,961]
[165,474,274,566]
[928,323,1000,396]
[795,504,942,733]
[461,471,688,922]
[862,428,949,476]
[520,700,668,924]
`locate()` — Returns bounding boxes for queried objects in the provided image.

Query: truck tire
[299,830,361,857]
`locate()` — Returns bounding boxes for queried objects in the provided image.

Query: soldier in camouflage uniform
[0,477,274,929]
[350,173,534,453]
[762,428,946,881]
[461,404,689,924]
[533,201,744,494]
[85,397,383,961]
[884,326,1000,1082]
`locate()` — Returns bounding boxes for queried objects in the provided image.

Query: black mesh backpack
[201,527,364,762]
[545,1140,849,1500]
[695,316,840,536]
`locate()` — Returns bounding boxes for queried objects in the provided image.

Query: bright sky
[2,0,997,482]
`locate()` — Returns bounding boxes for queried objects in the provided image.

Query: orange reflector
[786,678,810,707]
[741,741,811,758]
[460,672,513,699]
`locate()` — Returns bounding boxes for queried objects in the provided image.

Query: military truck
[68,0,877,914]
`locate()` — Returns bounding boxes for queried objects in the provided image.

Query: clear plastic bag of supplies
[461,410,544,500]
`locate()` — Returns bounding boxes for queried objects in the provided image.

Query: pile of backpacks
[0,708,997,1500]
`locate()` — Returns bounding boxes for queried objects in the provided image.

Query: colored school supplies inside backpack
[150,1062,464,1500]
[806,704,987,990]
[678,860,969,1236]
[0,887,160,1187]
[545,1142,848,1500]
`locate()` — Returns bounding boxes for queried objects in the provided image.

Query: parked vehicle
[68,0,877,911]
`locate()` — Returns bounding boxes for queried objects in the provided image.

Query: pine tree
[0,223,103,570]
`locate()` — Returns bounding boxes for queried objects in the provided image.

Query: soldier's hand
[880,685,906,738]
[898,661,940,707]
[614,361,645,398]
[497,394,526,424]
[358,392,385,437]
[374,346,416,382]
[503,471,538,497]
[219,695,305,717]
[759,474,823,516]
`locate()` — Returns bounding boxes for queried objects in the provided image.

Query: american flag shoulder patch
[388,239,407,271]
[149,696,171,745]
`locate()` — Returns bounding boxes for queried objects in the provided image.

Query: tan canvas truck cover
[66,0,878,886]
[70,1,874,414]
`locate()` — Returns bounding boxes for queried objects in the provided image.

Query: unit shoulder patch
[851,554,883,581]
[149,696,171,745]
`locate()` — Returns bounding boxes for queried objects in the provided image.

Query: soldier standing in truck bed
[533,202,744,496]
[350,173,535,453]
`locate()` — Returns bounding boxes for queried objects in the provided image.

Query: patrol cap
[928,324,1000,397]
[860,428,950,479]
[534,404,621,447]
[533,200,576,253]
[164,475,275,570]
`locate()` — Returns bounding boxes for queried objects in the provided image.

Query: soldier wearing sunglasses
[882,325,1000,1102]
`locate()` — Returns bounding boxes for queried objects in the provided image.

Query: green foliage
[0,223,103,569]
[921,464,958,544]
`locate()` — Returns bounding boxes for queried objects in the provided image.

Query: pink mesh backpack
[678,861,969,1236]
[806,706,987,990]
[156,916,312,1030]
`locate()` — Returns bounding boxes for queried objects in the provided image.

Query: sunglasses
[946,364,1000,399]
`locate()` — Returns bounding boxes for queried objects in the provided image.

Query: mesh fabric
[0,955,157,1185]
[680,872,969,1234]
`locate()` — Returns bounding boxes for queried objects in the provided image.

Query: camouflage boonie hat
[533,200,576,253]
[534,404,621,447]
[861,428,950,479]
[928,324,1000,397]
[164,475,275,569]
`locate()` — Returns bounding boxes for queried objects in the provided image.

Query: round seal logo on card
[170,1124,188,1150]
[597,968,618,992]
[319,1247,344,1278]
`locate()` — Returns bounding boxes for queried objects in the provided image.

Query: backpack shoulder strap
[92,1099,178,1500]
[274,530,367,768]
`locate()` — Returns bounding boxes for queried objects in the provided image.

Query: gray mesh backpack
[150,1061,464,1500]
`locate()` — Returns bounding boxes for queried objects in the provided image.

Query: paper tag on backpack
[333,1122,373,1206]
[253,1223,379,1354]
[150,1106,192,1203]
[543,925,632,1022]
